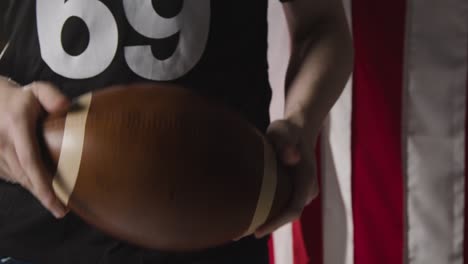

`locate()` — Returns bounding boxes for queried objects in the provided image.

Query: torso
[0,1,276,262]
[0,0,273,130]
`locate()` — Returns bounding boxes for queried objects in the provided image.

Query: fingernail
[255,233,265,239]
[284,149,301,164]
[52,210,62,219]
[53,204,67,218]
[254,230,264,238]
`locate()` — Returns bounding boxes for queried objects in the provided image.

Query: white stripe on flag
[404,0,468,263]
[268,1,295,263]
[268,0,289,122]
[322,0,354,263]
[322,81,354,264]
[273,224,295,264]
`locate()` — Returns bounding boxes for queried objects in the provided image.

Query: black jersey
[0,1,291,263]
[0,0,288,131]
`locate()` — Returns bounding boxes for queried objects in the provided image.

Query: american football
[39,83,291,251]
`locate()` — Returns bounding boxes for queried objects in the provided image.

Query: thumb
[266,120,302,166]
[25,82,70,114]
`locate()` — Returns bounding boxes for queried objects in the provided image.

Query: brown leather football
[39,83,291,251]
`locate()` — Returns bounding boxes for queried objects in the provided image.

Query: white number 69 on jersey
[36,0,210,81]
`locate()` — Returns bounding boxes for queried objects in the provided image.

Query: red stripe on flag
[300,203,321,264]
[351,0,407,263]
[293,221,310,264]
[299,144,323,264]
[269,236,276,264]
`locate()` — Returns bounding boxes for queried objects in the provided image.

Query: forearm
[283,10,353,140]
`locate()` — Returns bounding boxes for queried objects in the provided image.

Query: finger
[12,119,67,218]
[255,159,319,237]
[2,146,29,187]
[232,235,245,242]
[254,168,306,238]
[267,120,301,149]
[267,120,302,165]
[0,157,18,184]
[294,156,319,205]
[254,208,302,238]
[25,82,70,114]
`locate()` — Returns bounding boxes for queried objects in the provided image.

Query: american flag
[267,0,468,263]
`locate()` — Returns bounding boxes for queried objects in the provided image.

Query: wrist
[0,76,19,87]
[284,107,321,143]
